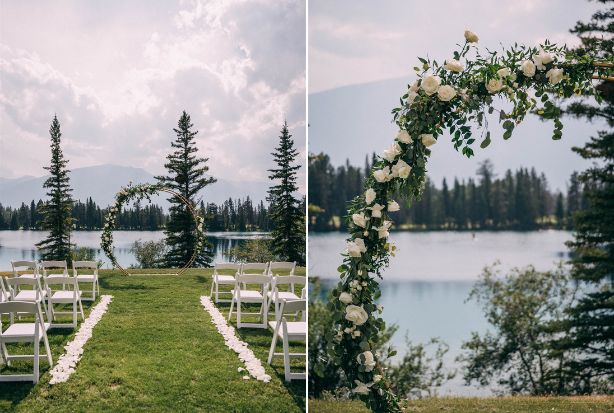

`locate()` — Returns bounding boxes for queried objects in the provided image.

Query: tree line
[0,196,272,232]
[309,153,590,231]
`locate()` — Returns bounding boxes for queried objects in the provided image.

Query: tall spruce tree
[156,111,216,268]
[36,116,74,261]
[267,121,305,264]
[559,0,614,390]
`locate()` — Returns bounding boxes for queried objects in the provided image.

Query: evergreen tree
[36,116,74,261]
[559,0,614,389]
[156,111,216,268]
[267,121,305,264]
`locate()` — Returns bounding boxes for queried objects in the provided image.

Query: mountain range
[0,164,270,208]
[309,77,604,191]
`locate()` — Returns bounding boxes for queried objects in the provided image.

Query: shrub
[131,239,166,269]
[226,238,276,263]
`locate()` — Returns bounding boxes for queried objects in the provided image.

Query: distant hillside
[0,164,269,208]
[308,77,602,191]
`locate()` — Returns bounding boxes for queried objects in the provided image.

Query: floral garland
[49,295,113,384]
[200,296,272,382]
[320,31,611,412]
[100,183,207,275]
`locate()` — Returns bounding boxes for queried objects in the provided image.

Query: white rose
[373,166,391,183]
[406,91,418,106]
[339,292,353,305]
[396,130,412,144]
[533,50,553,71]
[345,305,369,326]
[497,67,511,78]
[409,80,420,92]
[486,78,504,94]
[374,221,392,239]
[391,159,411,179]
[352,213,368,228]
[521,60,536,77]
[421,75,441,96]
[370,203,385,218]
[437,85,456,102]
[373,375,382,383]
[353,380,371,395]
[357,351,377,372]
[346,238,366,257]
[365,188,376,205]
[420,134,437,147]
[388,200,400,212]
[443,59,464,73]
[382,142,402,162]
[464,30,479,43]
[546,68,564,85]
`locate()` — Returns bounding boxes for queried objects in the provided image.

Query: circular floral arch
[321,32,612,412]
[100,183,206,276]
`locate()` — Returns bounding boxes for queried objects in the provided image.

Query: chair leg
[209,279,214,298]
[282,329,291,381]
[33,331,40,384]
[227,298,235,321]
[92,282,96,301]
[78,299,85,321]
[215,283,219,303]
[72,301,77,328]
[43,330,53,367]
[236,300,242,328]
[267,332,278,364]
[0,342,9,366]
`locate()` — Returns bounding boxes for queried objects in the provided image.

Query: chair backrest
[268,261,296,275]
[5,276,38,288]
[241,263,269,274]
[73,261,98,276]
[40,260,68,276]
[214,263,241,274]
[0,300,39,315]
[236,273,270,286]
[11,260,39,276]
[44,276,78,290]
[279,299,306,315]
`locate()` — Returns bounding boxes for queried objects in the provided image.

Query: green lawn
[308,396,614,413]
[0,268,306,412]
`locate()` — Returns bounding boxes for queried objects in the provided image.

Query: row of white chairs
[210,262,306,381]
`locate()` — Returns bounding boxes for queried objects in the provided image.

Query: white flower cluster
[200,296,271,383]
[49,295,114,385]
[520,49,564,84]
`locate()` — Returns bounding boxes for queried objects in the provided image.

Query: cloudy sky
[0,0,305,191]
[308,0,606,190]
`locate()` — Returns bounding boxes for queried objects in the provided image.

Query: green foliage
[458,264,613,395]
[156,111,216,268]
[36,116,75,262]
[130,239,167,268]
[226,238,276,263]
[267,121,305,264]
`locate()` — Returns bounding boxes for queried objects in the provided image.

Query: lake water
[0,230,268,271]
[309,230,573,396]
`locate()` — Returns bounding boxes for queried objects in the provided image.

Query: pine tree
[156,111,216,268]
[267,121,305,264]
[36,116,74,261]
[559,0,614,390]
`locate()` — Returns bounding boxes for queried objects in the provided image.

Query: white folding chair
[72,261,99,302]
[267,275,306,319]
[267,299,306,381]
[40,260,69,280]
[227,273,270,329]
[11,260,40,280]
[0,301,53,383]
[209,263,242,303]
[0,278,8,303]
[45,276,85,328]
[4,276,49,318]
[268,261,296,276]
[241,262,269,275]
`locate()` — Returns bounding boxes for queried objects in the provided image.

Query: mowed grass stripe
[0,269,305,413]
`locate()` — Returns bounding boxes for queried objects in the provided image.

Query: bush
[131,239,166,269]
[71,246,103,267]
[226,238,276,263]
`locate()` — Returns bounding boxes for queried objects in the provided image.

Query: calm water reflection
[0,230,268,270]
[311,230,573,396]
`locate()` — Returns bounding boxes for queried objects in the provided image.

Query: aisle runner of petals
[49,295,114,384]
[200,296,271,383]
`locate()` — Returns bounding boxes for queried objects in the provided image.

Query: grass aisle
[0,269,305,413]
